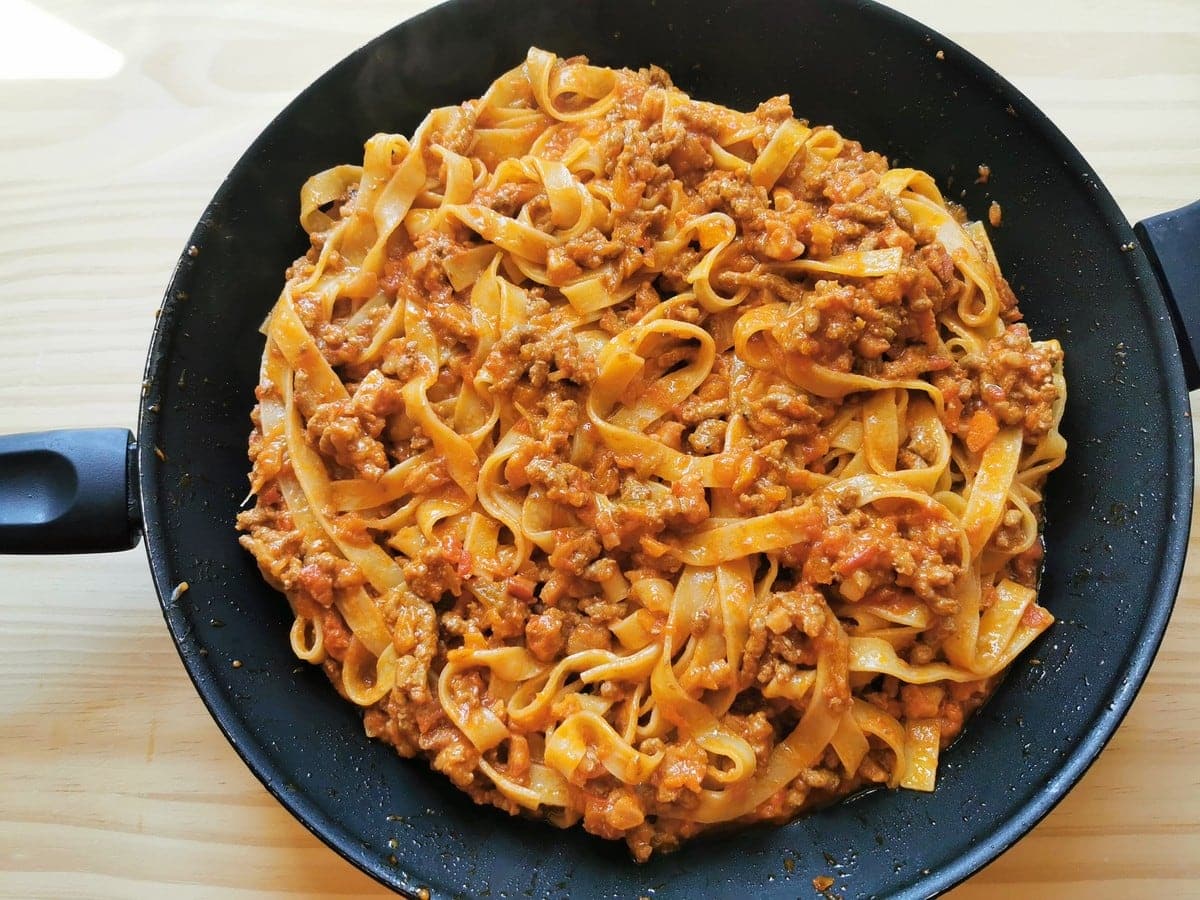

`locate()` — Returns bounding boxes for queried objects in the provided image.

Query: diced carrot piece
[965,409,999,453]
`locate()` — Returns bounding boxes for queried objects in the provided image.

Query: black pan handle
[0,428,141,554]
[1135,200,1200,391]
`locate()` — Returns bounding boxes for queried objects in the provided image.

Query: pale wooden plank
[0,1,1196,898]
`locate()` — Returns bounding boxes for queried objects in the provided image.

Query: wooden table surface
[1,1,1197,897]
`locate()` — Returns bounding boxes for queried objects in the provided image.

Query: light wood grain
[0,1,1197,897]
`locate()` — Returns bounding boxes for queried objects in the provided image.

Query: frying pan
[1,0,1196,896]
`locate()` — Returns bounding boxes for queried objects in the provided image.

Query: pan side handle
[1136,200,1200,391]
[0,429,141,554]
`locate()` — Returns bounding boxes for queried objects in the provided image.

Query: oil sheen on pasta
[237,49,1067,860]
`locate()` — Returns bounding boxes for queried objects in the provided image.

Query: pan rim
[136,0,1195,896]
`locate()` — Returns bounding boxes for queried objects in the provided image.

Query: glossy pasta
[237,49,1067,859]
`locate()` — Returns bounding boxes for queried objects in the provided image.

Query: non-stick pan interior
[138,0,1192,896]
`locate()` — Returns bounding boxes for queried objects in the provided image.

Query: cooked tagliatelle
[237,49,1066,860]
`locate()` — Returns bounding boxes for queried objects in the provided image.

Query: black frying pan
[1,1,1196,896]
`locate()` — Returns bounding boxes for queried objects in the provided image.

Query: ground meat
[783,496,963,612]
[416,701,485,794]
[580,786,646,838]
[402,543,464,602]
[548,528,603,575]
[693,170,806,261]
[525,610,567,661]
[525,458,593,508]
[481,316,598,392]
[315,607,350,662]
[564,619,613,654]
[305,399,389,480]
[744,377,825,440]
[652,740,708,803]
[742,584,829,687]
[975,324,1063,441]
